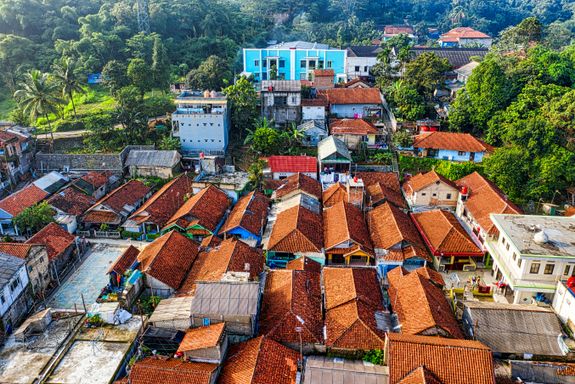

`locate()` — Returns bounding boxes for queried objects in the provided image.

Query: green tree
[246,118,282,155]
[248,159,267,191]
[115,86,149,144]
[186,55,232,91]
[387,80,427,121]
[158,136,180,150]
[483,146,531,204]
[14,70,63,143]
[497,17,544,51]
[403,52,450,100]
[127,58,153,97]
[101,60,129,95]
[392,130,414,148]
[223,76,259,137]
[151,36,170,93]
[52,58,85,119]
[14,202,55,235]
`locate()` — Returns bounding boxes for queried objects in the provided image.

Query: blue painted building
[413,132,492,163]
[218,191,270,246]
[242,41,347,83]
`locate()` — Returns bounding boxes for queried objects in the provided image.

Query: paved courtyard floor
[47,243,127,310]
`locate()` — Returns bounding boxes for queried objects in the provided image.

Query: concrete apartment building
[485,214,575,304]
[171,90,230,156]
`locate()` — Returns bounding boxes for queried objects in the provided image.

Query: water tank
[203,90,210,98]
[533,229,549,244]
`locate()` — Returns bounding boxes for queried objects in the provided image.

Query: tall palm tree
[52,58,84,119]
[14,70,63,144]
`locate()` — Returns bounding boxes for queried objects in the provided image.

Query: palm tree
[14,70,63,144]
[52,58,84,119]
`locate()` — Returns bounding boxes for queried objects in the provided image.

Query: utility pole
[136,0,150,34]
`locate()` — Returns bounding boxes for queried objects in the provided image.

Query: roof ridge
[434,211,456,251]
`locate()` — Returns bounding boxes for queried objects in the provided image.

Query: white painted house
[0,253,31,332]
[485,214,575,304]
[171,90,230,156]
[552,279,575,334]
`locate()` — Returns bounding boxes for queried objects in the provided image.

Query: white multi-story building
[485,214,575,304]
[0,253,31,332]
[553,279,575,333]
[345,46,381,80]
[171,90,230,156]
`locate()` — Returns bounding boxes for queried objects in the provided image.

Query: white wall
[410,182,459,208]
[302,106,325,121]
[0,266,29,317]
[553,281,575,331]
[272,171,317,180]
[346,57,377,79]
[172,112,229,153]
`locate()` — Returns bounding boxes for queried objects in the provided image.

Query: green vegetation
[13,201,55,235]
[399,155,484,181]
[363,349,384,365]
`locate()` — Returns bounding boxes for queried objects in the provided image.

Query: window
[275,96,287,106]
[512,252,517,261]
[354,66,360,72]
[300,60,306,68]
[564,265,570,276]
[0,295,4,305]
[262,72,267,80]
[10,277,20,292]
[502,237,506,245]
[421,192,427,196]
[254,60,259,67]
[446,193,452,199]
[530,263,540,274]
[364,66,368,72]
[318,60,324,69]
[327,61,333,68]
[518,258,522,267]
[544,264,555,275]
[279,60,285,68]
[432,193,437,197]
[309,60,316,69]
[262,60,267,68]
[506,243,510,251]
[458,151,466,156]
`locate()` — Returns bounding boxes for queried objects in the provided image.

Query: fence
[77,230,121,239]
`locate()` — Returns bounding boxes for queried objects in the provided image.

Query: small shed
[176,322,228,364]
[125,150,181,179]
[148,296,194,331]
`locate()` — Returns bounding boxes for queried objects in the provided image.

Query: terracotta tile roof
[367,203,430,261]
[440,27,491,40]
[413,132,494,153]
[0,130,21,143]
[386,333,495,384]
[267,156,317,173]
[200,235,222,249]
[267,204,323,253]
[178,238,263,295]
[411,210,483,256]
[396,367,443,384]
[273,173,322,201]
[322,183,348,208]
[128,174,194,227]
[355,171,401,190]
[164,185,231,233]
[301,90,328,107]
[219,191,269,237]
[384,25,415,36]
[259,270,323,345]
[455,172,523,234]
[219,336,299,384]
[0,184,49,217]
[325,88,382,105]
[387,267,463,338]
[90,180,151,214]
[137,231,200,290]
[48,187,96,216]
[107,245,140,275]
[26,223,75,261]
[314,69,335,77]
[323,268,386,350]
[330,119,378,135]
[323,202,373,253]
[80,171,110,189]
[366,182,407,208]
[129,357,217,384]
[402,170,456,197]
[82,210,121,224]
[0,243,35,259]
[177,323,225,353]
[286,256,322,273]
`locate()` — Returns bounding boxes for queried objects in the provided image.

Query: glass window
[506,243,510,251]
[355,66,360,72]
[512,253,517,261]
[458,151,466,156]
[300,60,306,68]
[518,258,522,267]
[262,60,267,68]
[421,192,426,196]
[279,60,285,68]
[254,60,259,67]
[530,263,540,274]
[544,264,555,275]
[327,61,333,68]
[564,265,570,276]
[309,60,316,68]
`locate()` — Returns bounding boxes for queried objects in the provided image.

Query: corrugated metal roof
[148,296,194,323]
[267,41,331,50]
[125,150,181,168]
[261,80,301,92]
[0,252,25,287]
[464,301,566,356]
[303,356,388,384]
[190,282,260,316]
[317,136,352,161]
[32,171,69,194]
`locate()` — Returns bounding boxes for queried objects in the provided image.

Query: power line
[136,0,150,34]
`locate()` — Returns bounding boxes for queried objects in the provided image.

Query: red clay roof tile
[285,256,322,273]
[402,170,457,196]
[89,179,151,214]
[322,183,348,208]
[267,204,323,253]
[259,270,323,345]
[219,191,269,237]
[325,88,382,105]
[26,223,75,261]
[129,357,217,384]
[107,245,140,275]
[0,184,49,217]
[267,156,317,174]
[323,201,372,253]
[413,132,494,153]
[48,187,96,216]
[177,323,225,353]
[330,119,378,135]
[273,173,322,201]
[387,333,495,384]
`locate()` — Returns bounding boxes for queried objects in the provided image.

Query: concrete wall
[346,57,377,79]
[36,153,123,172]
[172,111,229,153]
[330,103,380,118]
[409,182,459,209]
[302,107,325,121]
[128,165,177,180]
